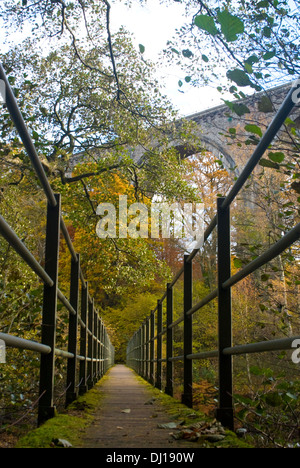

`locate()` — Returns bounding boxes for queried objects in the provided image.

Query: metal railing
[0,63,114,426]
[126,81,300,430]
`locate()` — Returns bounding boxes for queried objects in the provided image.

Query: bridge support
[87,299,94,388]
[150,311,155,385]
[165,283,173,397]
[155,300,163,390]
[66,254,80,407]
[38,194,61,426]
[216,197,234,430]
[181,255,193,408]
[79,281,89,395]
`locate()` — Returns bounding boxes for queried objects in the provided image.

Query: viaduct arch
[67,81,299,181]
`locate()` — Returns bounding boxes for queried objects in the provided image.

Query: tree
[163,0,300,201]
[164,0,300,90]
[58,169,173,305]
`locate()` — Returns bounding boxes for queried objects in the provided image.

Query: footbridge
[0,62,299,448]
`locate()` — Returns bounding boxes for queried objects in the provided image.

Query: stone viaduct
[67,81,299,181]
[131,81,299,176]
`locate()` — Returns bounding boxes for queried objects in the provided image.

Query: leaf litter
[158,418,226,443]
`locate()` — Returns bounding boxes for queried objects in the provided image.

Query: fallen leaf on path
[157,421,185,429]
[170,419,227,443]
[172,429,200,442]
[51,438,72,448]
[145,398,156,405]
[121,408,131,413]
[157,422,178,429]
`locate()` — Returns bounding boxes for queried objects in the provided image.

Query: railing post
[156,300,163,389]
[165,283,173,396]
[145,316,150,382]
[66,253,80,407]
[100,319,104,378]
[141,322,145,378]
[131,332,138,372]
[94,309,99,381]
[181,254,193,408]
[138,327,142,376]
[216,197,234,430]
[150,311,155,385]
[38,194,61,426]
[104,327,108,373]
[79,281,88,395]
[87,298,94,388]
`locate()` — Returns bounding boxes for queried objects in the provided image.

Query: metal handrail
[0,215,54,287]
[0,62,115,426]
[0,332,51,355]
[126,80,300,430]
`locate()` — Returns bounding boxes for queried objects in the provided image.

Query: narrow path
[81,364,196,449]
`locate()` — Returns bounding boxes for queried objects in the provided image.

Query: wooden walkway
[81,364,198,449]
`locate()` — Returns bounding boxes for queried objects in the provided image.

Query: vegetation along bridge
[0,61,299,448]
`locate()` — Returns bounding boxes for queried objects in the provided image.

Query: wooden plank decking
[81,364,198,449]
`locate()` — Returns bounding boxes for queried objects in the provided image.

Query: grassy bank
[15,374,110,448]
[15,367,252,448]
[133,374,252,449]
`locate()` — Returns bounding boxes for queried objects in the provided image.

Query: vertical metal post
[103,328,108,373]
[145,317,150,382]
[181,254,193,408]
[156,300,162,390]
[103,326,106,374]
[150,311,155,385]
[216,197,234,430]
[79,281,88,395]
[66,253,80,407]
[87,298,94,388]
[134,332,138,374]
[38,194,61,425]
[99,319,104,379]
[99,318,102,377]
[138,327,142,376]
[102,321,105,376]
[165,283,173,396]
[94,310,98,381]
[141,323,145,378]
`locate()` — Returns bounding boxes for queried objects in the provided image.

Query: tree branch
[61,163,121,184]
[103,0,121,100]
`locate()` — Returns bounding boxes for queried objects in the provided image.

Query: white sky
[0,0,224,117]
[110,0,223,116]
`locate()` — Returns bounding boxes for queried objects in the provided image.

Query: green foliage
[15,380,108,448]
[194,15,218,36]
[195,10,244,43]
[217,10,244,43]
[0,0,299,448]
[102,290,169,361]
[165,0,300,104]
[234,367,300,448]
